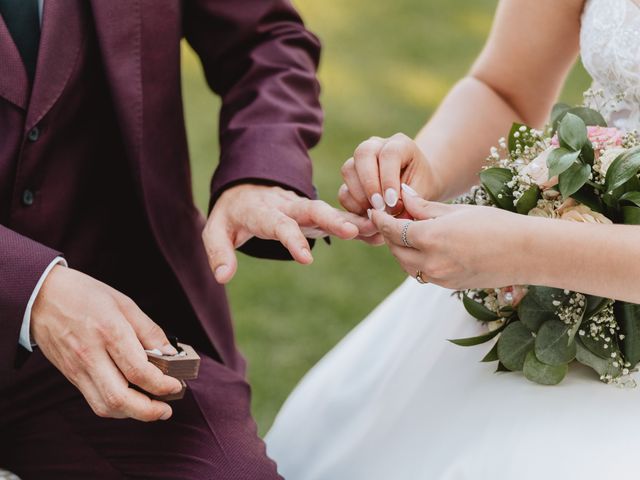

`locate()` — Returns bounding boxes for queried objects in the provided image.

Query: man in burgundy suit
[0,0,372,478]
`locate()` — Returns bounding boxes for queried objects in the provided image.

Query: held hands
[369,190,528,290]
[203,184,378,283]
[31,266,184,422]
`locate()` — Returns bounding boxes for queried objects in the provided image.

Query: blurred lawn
[181,0,591,434]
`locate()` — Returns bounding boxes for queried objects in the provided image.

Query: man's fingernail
[215,265,229,280]
[367,209,373,220]
[401,183,418,197]
[173,382,183,394]
[371,193,385,211]
[160,344,179,356]
[160,409,172,421]
[384,188,398,207]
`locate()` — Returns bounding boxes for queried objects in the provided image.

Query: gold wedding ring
[416,270,427,284]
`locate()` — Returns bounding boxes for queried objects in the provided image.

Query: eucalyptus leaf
[622,206,640,225]
[517,286,565,332]
[576,337,622,378]
[604,147,640,194]
[515,186,539,215]
[535,320,577,366]
[558,113,588,151]
[523,350,568,385]
[481,342,499,363]
[559,162,591,200]
[448,324,505,347]
[496,362,510,373]
[479,168,515,211]
[462,294,499,322]
[547,148,580,178]
[615,301,640,366]
[497,321,535,371]
[585,295,609,318]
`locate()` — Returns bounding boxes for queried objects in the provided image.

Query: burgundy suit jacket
[0,0,322,374]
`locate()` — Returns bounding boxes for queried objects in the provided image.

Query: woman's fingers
[378,134,414,210]
[340,158,370,211]
[401,191,452,220]
[353,138,385,210]
[369,210,416,247]
[338,183,367,216]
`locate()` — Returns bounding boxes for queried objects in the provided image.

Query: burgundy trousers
[0,353,282,480]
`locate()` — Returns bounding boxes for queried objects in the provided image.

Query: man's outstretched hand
[203,184,378,284]
[31,266,184,422]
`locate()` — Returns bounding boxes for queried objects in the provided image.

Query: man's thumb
[203,223,238,284]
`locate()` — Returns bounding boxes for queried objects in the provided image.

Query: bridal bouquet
[453,102,640,386]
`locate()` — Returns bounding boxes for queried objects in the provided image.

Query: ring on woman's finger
[415,270,428,284]
[401,221,413,248]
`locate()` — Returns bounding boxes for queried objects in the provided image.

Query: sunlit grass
[181,0,591,434]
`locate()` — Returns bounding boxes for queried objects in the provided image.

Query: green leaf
[479,168,515,211]
[585,296,609,318]
[462,294,499,321]
[523,350,568,385]
[515,186,539,214]
[581,142,595,166]
[558,113,589,151]
[517,286,565,332]
[448,324,505,347]
[550,103,572,133]
[615,301,640,366]
[481,342,499,363]
[575,337,622,378]
[570,184,604,213]
[507,123,537,156]
[547,148,581,178]
[566,107,608,128]
[535,320,577,366]
[622,206,640,225]
[497,321,535,371]
[559,162,591,200]
[604,147,640,194]
[496,362,510,373]
[619,191,640,207]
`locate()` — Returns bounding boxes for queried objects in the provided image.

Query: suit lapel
[88,0,143,161]
[0,13,28,109]
[26,0,84,131]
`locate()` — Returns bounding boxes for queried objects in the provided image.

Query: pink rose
[521,147,558,189]
[551,126,623,148]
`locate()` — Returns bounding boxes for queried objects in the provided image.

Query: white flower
[520,147,558,189]
[598,147,626,177]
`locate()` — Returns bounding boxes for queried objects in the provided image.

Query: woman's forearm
[522,216,640,303]
[415,76,526,201]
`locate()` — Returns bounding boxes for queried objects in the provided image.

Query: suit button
[27,127,40,142]
[22,189,35,206]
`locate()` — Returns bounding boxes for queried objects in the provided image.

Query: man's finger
[106,319,183,397]
[357,233,385,246]
[90,352,173,422]
[289,200,359,240]
[353,138,385,210]
[270,213,313,264]
[118,299,177,355]
[202,214,238,284]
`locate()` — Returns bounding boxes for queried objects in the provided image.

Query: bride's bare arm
[418,0,585,201]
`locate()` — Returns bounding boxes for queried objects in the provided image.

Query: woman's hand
[338,133,443,217]
[369,190,533,290]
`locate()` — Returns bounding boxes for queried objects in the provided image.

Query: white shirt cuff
[19,256,68,352]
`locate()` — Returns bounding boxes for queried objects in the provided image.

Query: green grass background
[181,0,591,434]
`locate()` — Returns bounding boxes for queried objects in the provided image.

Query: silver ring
[401,221,413,248]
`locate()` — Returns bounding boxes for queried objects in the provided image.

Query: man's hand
[31,266,184,422]
[203,184,378,283]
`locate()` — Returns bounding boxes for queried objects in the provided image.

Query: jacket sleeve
[0,225,62,369]
[183,0,323,260]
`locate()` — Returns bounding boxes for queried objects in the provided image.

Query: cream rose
[520,147,558,189]
[560,204,612,224]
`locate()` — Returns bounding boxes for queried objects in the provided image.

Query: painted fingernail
[367,209,373,220]
[301,248,312,261]
[214,265,229,280]
[371,193,385,211]
[160,344,179,356]
[172,382,183,394]
[384,188,398,207]
[401,183,418,197]
[160,409,172,421]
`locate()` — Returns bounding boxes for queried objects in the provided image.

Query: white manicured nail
[145,348,163,356]
[371,193,385,210]
[384,188,398,207]
[401,183,418,197]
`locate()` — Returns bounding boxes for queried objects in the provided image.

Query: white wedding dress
[265,1,640,479]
